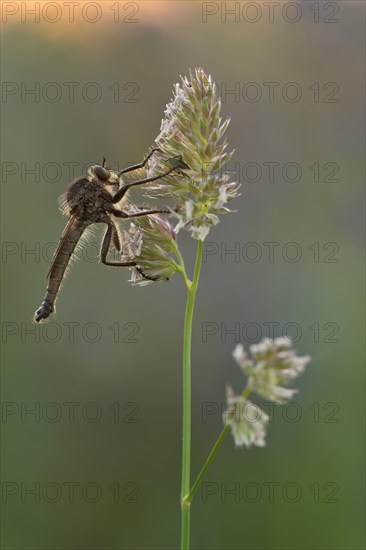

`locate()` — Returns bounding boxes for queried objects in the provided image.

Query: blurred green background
[1,1,365,549]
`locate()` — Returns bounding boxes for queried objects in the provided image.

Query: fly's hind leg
[100,223,157,281]
[100,223,134,268]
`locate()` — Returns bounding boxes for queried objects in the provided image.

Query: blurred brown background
[1,1,365,549]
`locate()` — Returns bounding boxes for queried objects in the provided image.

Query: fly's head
[88,164,121,194]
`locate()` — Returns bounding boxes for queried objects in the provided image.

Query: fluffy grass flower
[146,67,240,241]
[224,386,269,448]
[224,339,310,448]
[120,215,181,285]
[233,339,311,404]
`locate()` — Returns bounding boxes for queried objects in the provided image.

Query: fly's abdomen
[34,218,87,322]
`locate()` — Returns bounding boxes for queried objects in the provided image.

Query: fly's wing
[46,216,80,279]
[112,222,121,252]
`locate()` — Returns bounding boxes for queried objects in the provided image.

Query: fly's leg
[117,147,162,176]
[100,224,157,281]
[100,224,135,268]
[110,166,178,204]
[110,208,172,219]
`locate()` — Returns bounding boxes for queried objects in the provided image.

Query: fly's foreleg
[117,147,162,176]
[110,166,177,204]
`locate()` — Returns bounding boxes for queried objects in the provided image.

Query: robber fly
[34,148,187,323]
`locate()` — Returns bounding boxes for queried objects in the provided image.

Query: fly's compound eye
[90,165,111,182]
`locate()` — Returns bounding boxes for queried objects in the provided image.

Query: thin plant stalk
[180,240,203,550]
[184,386,252,505]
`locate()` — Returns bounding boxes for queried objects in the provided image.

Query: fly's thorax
[60,165,123,221]
[87,165,121,207]
[61,177,104,222]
